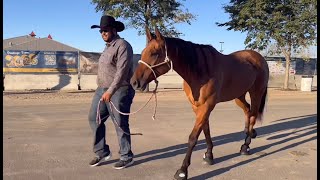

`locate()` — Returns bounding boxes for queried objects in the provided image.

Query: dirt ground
[3,88,317,180]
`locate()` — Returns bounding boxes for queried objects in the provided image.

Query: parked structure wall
[3,51,317,91]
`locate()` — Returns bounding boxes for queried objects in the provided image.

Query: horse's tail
[257,87,268,122]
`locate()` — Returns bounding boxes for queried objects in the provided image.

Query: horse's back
[229,50,268,71]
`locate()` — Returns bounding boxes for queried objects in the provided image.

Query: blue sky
[3,0,317,57]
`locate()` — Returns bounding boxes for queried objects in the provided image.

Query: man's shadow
[99,114,317,178]
[51,55,73,90]
[51,74,71,90]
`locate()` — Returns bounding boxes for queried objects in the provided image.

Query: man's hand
[102,92,112,102]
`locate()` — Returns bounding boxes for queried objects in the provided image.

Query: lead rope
[109,80,158,120]
[96,80,159,136]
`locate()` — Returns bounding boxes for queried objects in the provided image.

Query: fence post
[3,73,5,91]
[77,51,81,90]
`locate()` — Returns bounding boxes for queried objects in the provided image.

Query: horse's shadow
[99,114,317,178]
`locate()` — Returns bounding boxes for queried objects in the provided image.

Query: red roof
[29,31,36,37]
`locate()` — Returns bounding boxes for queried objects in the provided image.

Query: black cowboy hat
[91,15,125,32]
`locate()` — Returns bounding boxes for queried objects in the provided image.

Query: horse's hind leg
[239,89,264,155]
[202,120,214,165]
[235,94,255,155]
[235,94,251,134]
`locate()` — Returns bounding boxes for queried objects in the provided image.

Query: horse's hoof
[251,129,257,138]
[203,153,214,165]
[174,169,188,180]
[240,144,250,155]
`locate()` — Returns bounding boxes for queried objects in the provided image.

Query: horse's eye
[151,53,159,58]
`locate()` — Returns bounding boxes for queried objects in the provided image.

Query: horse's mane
[165,37,220,75]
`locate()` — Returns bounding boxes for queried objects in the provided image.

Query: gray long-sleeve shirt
[97,35,133,95]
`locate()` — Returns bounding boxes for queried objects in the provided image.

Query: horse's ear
[155,27,164,41]
[145,25,153,42]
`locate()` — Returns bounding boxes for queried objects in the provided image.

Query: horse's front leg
[174,104,214,180]
[202,120,214,165]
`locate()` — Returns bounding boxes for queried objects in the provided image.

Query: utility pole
[219,42,224,53]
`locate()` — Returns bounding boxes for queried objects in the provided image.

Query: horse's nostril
[131,80,139,89]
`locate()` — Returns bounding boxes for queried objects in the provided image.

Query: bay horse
[130,27,269,180]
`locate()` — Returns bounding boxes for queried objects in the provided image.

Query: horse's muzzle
[130,77,147,91]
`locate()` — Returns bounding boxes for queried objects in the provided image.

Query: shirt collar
[106,35,121,47]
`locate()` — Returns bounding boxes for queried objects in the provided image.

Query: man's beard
[105,33,116,43]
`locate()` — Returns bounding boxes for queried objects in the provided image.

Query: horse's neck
[166,38,199,83]
[169,51,200,85]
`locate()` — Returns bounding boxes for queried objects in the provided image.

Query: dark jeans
[88,85,135,161]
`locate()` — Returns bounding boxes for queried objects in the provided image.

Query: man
[88,15,135,169]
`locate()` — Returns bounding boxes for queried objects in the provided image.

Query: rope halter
[138,42,173,81]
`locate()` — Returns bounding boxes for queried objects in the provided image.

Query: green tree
[91,0,196,38]
[216,0,317,90]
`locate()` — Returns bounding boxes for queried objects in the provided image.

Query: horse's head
[130,27,172,91]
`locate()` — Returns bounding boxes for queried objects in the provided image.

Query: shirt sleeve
[106,42,133,95]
